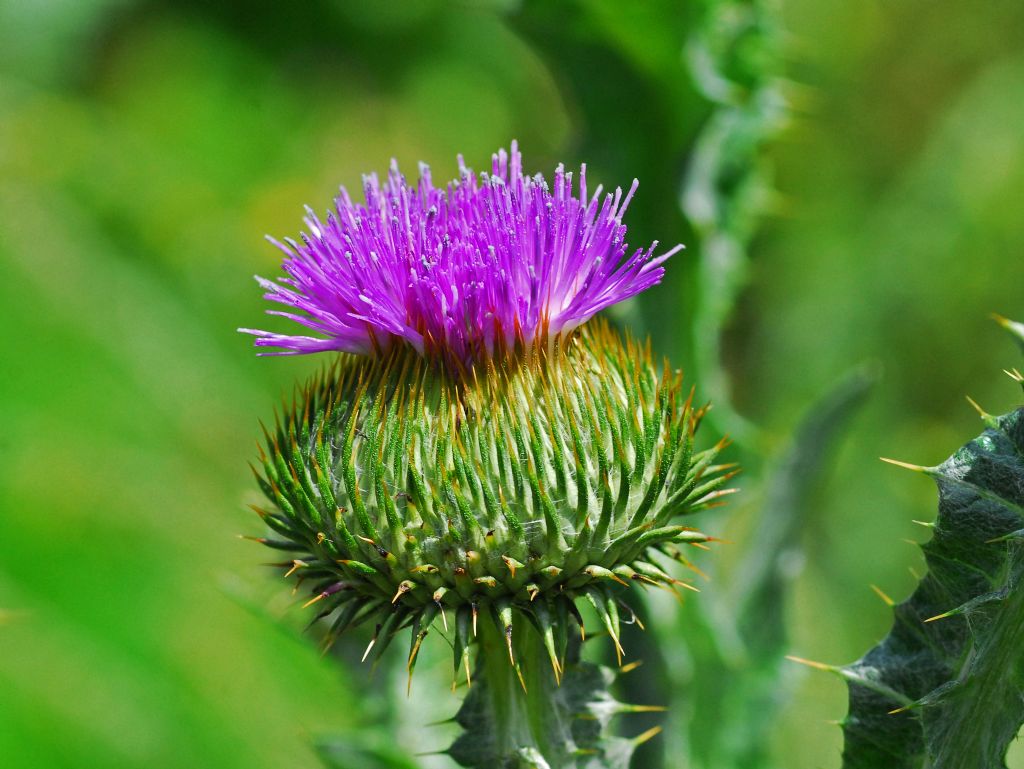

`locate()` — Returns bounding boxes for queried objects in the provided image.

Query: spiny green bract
[249,319,733,681]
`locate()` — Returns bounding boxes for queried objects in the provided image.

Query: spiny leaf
[842,406,1024,769]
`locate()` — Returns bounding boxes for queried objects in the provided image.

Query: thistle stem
[450,614,583,768]
[481,616,570,767]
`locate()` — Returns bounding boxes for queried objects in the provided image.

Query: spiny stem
[461,616,573,767]
[448,614,644,769]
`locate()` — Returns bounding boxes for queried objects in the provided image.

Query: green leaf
[842,406,1024,769]
[734,365,877,659]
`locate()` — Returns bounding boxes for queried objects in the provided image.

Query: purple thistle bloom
[240,142,680,367]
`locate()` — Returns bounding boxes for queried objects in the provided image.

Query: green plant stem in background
[453,618,561,768]
[683,0,787,450]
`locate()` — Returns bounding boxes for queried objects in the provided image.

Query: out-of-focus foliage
[2,1,1024,769]
[668,365,875,769]
[682,0,787,449]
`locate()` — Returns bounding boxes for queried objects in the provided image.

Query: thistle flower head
[244,146,732,695]
[240,142,679,369]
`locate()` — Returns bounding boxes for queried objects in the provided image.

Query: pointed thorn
[880,457,928,473]
[302,593,326,609]
[619,704,668,714]
[632,725,663,746]
[701,487,740,502]
[991,312,1016,331]
[965,395,987,418]
[610,634,624,666]
[407,637,426,674]
[870,584,895,607]
[515,664,528,693]
[618,660,643,675]
[549,654,562,683]
[583,565,630,587]
[785,655,838,673]
[361,637,377,663]
[965,395,1000,427]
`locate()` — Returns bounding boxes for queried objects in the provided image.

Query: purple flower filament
[240,142,680,369]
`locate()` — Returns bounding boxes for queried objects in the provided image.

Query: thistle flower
[240,141,680,368]
[243,145,732,768]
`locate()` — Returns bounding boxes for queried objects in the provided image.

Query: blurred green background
[2,1,1023,768]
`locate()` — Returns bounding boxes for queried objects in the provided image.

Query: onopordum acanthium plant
[241,144,734,768]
